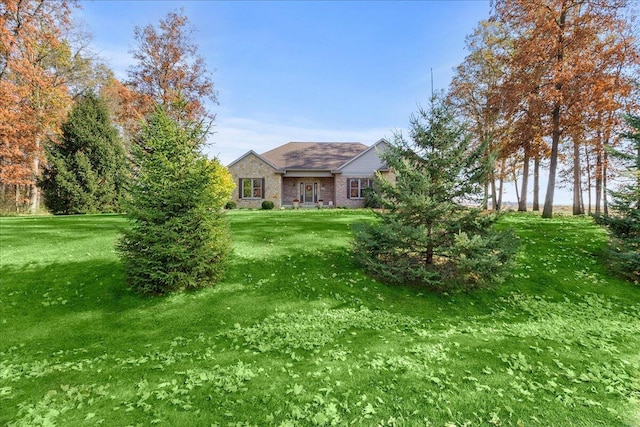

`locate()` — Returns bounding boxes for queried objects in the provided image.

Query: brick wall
[335,175,367,208]
[335,171,395,208]
[228,154,281,208]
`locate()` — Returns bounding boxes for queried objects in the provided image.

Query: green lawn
[1,210,639,426]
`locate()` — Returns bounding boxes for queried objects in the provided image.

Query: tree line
[1,1,220,214]
[447,0,638,218]
[2,0,637,217]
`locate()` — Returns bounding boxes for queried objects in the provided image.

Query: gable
[337,139,389,174]
[227,150,280,172]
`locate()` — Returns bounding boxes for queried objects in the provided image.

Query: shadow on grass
[1,259,154,315]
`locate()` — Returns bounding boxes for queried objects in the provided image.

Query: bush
[225,201,236,210]
[363,187,382,209]
[261,200,275,210]
[117,106,232,295]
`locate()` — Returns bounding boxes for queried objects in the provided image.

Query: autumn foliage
[449,0,638,217]
[126,10,217,124]
[0,0,75,212]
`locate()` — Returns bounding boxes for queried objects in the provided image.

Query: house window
[347,178,373,199]
[241,178,264,199]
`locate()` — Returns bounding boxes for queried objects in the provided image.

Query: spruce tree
[596,114,639,283]
[353,98,517,290]
[117,105,232,295]
[40,92,128,214]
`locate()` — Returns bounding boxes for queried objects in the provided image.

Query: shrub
[117,106,232,295]
[225,201,236,210]
[261,200,274,210]
[363,187,382,209]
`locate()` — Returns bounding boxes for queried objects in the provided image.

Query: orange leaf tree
[0,0,76,213]
[448,19,512,211]
[126,9,218,125]
[493,0,638,218]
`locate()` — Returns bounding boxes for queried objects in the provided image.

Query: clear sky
[76,0,573,204]
[77,1,491,159]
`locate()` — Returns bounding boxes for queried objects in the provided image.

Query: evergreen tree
[353,98,517,290]
[596,114,640,283]
[40,92,128,214]
[117,105,232,295]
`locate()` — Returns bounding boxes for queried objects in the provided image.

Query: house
[227,139,391,209]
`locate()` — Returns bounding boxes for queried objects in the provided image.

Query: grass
[1,209,639,426]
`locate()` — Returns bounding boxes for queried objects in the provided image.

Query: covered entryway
[281,177,335,207]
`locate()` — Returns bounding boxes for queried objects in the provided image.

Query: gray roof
[261,142,368,170]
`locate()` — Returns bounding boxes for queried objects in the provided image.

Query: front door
[300,182,318,203]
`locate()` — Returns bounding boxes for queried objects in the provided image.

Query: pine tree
[353,98,517,290]
[596,114,640,283]
[40,92,128,214]
[117,104,232,295]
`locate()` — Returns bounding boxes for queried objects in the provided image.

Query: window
[347,178,373,199]
[241,178,264,199]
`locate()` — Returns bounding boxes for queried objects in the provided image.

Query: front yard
[1,210,638,426]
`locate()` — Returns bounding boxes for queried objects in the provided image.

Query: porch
[282,176,335,207]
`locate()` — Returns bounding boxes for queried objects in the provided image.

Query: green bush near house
[261,200,275,210]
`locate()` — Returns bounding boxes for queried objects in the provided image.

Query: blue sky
[77,0,573,204]
[77,1,491,161]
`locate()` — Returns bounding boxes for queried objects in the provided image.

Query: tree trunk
[482,179,489,210]
[542,9,565,219]
[491,171,498,211]
[584,144,592,215]
[29,149,40,214]
[533,154,540,211]
[572,139,584,215]
[595,139,602,216]
[497,159,505,211]
[518,150,530,211]
[15,185,21,214]
[542,103,561,218]
[513,169,520,207]
[603,144,609,216]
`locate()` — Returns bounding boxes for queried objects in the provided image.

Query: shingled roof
[261,142,368,170]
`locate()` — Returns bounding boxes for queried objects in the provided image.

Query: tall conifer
[353,97,517,290]
[596,114,640,283]
[117,105,232,295]
[40,92,128,214]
